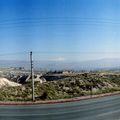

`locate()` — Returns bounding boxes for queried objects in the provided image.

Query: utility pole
[90,79,93,98]
[30,51,35,101]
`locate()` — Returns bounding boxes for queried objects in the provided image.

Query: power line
[1,51,120,56]
[0,17,120,22]
[0,52,29,56]
[0,17,120,27]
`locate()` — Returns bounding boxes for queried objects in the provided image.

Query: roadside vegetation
[0,73,120,101]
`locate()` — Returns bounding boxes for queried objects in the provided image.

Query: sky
[0,0,120,61]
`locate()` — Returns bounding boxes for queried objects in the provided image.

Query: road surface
[1,94,120,120]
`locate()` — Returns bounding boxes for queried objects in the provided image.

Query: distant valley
[0,58,120,71]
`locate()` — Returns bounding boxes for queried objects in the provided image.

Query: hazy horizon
[0,58,120,71]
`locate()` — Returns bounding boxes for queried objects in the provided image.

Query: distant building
[62,70,73,75]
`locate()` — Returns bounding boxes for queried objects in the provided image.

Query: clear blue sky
[0,0,120,61]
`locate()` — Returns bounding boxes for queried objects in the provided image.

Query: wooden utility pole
[30,51,35,101]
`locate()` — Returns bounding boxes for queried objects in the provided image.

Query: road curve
[1,94,120,120]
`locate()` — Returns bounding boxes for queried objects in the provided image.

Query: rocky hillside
[0,78,21,88]
[0,72,120,101]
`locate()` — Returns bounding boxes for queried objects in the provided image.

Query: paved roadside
[0,91,120,105]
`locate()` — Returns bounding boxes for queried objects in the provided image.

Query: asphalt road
[1,95,120,120]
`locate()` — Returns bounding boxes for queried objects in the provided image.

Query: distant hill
[0,58,120,71]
